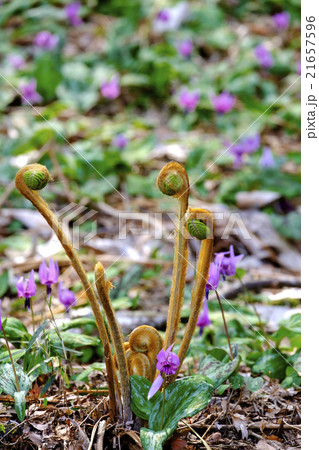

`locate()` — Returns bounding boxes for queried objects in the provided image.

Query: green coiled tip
[187,219,210,240]
[23,169,49,191]
[159,174,183,196]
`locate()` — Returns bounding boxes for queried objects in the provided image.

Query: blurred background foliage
[0,0,300,234]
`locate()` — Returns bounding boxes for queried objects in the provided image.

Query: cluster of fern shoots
[15,161,214,426]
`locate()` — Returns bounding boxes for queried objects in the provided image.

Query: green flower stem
[215,291,233,360]
[30,300,36,334]
[45,292,67,360]
[160,373,166,430]
[235,274,268,345]
[1,327,20,392]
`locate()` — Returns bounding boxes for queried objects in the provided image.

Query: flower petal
[148,374,164,400]
[165,343,174,358]
[28,270,37,297]
[38,260,47,285]
[16,277,25,297]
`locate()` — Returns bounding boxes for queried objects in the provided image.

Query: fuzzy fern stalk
[94,262,132,423]
[15,164,119,422]
[157,162,190,349]
[172,207,214,382]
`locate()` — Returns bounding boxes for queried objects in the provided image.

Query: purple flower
[34,31,59,50]
[260,146,275,168]
[206,260,222,292]
[65,2,82,27]
[39,258,59,295]
[58,282,76,310]
[20,79,42,105]
[178,87,200,112]
[7,54,26,70]
[254,44,273,69]
[211,91,236,114]
[177,39,193,58]
[230,144,246,169]
[241,134,261,153]
[273,11,290,30]
[229,134,260,168]
[153,2,189,33]
[148,344,179,400]
[157,9,170,21]
[215,245,243,278]
[197,298,211,336]
[16,270,37,310]
[101,76,120,100]
[112,133,128,150]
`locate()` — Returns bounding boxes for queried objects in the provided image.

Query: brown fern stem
[172,208,214,381]
[94,262,132,424]
[15,164,119,422]
[157,162,190,349]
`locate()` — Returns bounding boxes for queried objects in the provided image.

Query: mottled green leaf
[13,391,28,422]
[244,376,264,392]
[130,375,160,421]
[140,427,174,450]
[199,354,240,389]
[149,376,214,431]
[49,331,99,349]
[1,318,30,348]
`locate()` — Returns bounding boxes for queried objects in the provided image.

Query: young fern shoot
[172,207,214,382]
[15,164,119,422]
[94,262,132,423]
[157,162,190,350]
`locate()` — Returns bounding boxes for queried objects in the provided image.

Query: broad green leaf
[34,53,62,101]
[229,373,245,390]
[270,212,301,241]
[140,427,174,450]
[149,376,214,431]
[207,347,230,362]
[59,317,97,332]
[199,354,240,389]
[0,364,32,404]
[130,375,160,421]
[217,384,230,395]
[0,271,9,297]
[281,366,301,389]
[249,350,287,380]
[1,318,30,348]
[244,376,264,392]
[0,349,26,363]
[293,353,301,374]
[13,391,27,422]
[49,331,99,349]
[271,314,301,348]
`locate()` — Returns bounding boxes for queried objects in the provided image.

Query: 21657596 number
[306,16,316,79]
